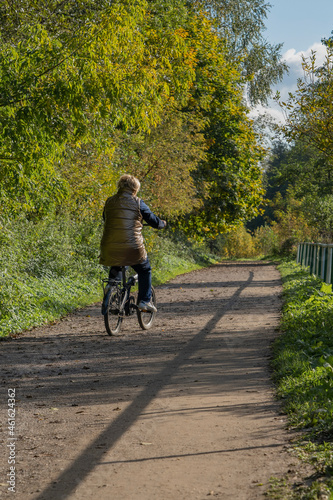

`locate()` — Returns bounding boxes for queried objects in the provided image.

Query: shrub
[253,224,279,255]
[0,213,103,336]
[303,195,333,243]
[220,225,258,259]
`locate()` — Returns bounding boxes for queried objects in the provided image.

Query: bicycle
[101,267,157,336]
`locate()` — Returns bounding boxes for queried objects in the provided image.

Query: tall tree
[277,41,333,195]
[0,0,275,236]
[188,0,287,104]
[0,0,196,214]
[111,110,207,218]
[178,11,265,238]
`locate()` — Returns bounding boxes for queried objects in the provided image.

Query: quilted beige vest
[99,190,147,267]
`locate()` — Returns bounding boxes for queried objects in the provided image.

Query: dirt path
[1,262,310,499]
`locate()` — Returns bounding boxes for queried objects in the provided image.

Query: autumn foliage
[0,0,273,238]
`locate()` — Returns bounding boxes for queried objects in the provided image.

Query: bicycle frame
[102,268,137,316]
[102,267,156,336]
[119,268,137,317]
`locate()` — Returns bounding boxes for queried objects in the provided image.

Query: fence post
[318,244,322,278]
[324,245,332,285]
[314,244,318,274]
[316,244,321,276]
[296,244,301,264]
[310,244,315,274]
[304,242,308,267]
[321,245,327,281]
[327,246,333,285]
[304,243,309,267]
[300,243,305,264]
[308,243,313,270]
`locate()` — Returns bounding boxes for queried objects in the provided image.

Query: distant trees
[250,37,333,248]
[276,37,333,197]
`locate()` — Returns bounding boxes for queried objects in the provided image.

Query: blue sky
[265,0,333,52]
[256,0,333,120]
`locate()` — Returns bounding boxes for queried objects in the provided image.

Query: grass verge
[271,259,333,498]
[0,215,217,338]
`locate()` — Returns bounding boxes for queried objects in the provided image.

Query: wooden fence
[297,242,333,284]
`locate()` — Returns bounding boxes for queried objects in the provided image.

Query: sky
[256,0,333,121]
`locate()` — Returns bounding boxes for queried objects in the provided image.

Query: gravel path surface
[1,262,311,499]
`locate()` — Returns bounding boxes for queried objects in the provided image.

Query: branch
[0,8,111,108]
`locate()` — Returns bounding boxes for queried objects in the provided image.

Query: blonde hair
[117,174,141,194]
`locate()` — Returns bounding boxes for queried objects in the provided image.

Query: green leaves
[0,0,270,238]
[191,0,286,105]
[277,47,333,180]
[271,261,333,493]
[0,0,199,215]
[111,109,207,217]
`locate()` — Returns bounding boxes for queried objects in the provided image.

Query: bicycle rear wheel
[137,287,156,330]
[104,286,123,336]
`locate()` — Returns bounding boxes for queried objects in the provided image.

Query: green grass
[0,275,102,337]
[0,213,103,337]
[0,215,218,338]
[271,259,333,498]
[150,233,218,285]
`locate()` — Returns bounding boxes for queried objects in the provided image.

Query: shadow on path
[34,272,254,500]
[98,442,284,466]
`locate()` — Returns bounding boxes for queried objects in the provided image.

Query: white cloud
[280,42,328,96]
[251,42,329,125]
[282,42,327,67]
[249,104,285,123]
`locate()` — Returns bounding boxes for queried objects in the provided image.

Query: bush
[146,228,218,284]
[220,225,258,259]
[253,224,279,255]
[0,213,103,336]
[303,195,333,242]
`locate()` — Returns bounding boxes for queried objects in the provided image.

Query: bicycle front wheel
[137,287,156,330]
[104,286,123,336]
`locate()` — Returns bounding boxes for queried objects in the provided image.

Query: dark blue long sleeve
[139,200,166,229]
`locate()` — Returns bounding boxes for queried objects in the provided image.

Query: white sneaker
[138,300,157,313]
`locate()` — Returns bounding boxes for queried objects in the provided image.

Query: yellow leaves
[174,27,189,39]
[0,0,264,229]
[184,47,198,70]
[61,144,119,219]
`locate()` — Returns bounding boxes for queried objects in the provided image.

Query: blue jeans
[108,257,152,303]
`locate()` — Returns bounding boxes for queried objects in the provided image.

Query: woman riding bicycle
[99,174,166,313]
